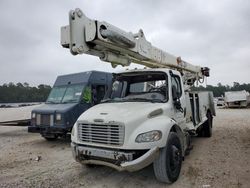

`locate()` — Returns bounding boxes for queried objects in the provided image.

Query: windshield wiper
[101,98,124,103]
[62,99,78,103]
[101,99,112,103]
[46,101,59,104]
[125,98,163,103]
[101,98,164,103]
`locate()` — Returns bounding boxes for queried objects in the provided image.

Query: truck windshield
[104,72,168,103]
[46,84,85,104]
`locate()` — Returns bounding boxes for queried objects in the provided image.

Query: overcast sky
[0,0,249,86]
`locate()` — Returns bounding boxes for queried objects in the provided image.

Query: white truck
[61,8,215,183]
[224,90,250,108]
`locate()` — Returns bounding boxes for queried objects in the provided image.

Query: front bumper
[28,125,71,135]
[71,142,160,172]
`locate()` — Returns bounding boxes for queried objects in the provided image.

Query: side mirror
[172,85,178,101]
[172,85,183,112]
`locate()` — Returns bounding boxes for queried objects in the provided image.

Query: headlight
[71,125,75,136]
[135,130,162,143]
[31,112,36,119]
[56,113,62,121]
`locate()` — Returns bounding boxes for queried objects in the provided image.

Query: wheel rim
[169,145,181,172]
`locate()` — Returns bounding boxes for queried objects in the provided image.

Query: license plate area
[78,146,134,161]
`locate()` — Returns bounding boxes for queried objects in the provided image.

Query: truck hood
[32,103,78,114]
[78,102,165,124]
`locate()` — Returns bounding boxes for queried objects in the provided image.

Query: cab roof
[54,71,112,86]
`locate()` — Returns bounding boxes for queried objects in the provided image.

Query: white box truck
[225,90,250,108]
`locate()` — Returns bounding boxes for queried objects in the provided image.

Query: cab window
[171,75,182,97]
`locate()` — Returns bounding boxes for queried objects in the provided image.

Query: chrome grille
[78,123,125,146]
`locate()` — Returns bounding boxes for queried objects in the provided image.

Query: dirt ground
[0,108,249,188]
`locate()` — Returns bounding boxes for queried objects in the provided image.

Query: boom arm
[61,8,209,85]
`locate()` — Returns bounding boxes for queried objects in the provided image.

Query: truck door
[171,73,186,127]
[78,84,106,111]
[92,85,106,105]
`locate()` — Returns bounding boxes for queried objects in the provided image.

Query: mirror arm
[174,99,184,113]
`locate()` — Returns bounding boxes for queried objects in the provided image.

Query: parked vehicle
[216,97,225,106]
[28,71,112,140]
[224,90,250,108]
[61,9,215,183]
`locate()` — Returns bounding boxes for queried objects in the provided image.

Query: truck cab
[28,71,112,140]
[71,68,215,183]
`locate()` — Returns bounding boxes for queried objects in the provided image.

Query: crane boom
[61,8,209,85]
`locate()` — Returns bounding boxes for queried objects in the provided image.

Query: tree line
[192,82,250,97]
[0,82,51,103]
[0,82,250,103]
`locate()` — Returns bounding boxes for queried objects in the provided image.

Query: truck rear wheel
[153,132,182,183]
[203,112,212,137]
[197,112,212,137]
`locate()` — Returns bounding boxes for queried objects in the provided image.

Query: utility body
[224,90,250,108]
[61,9,215,183]
[28,71,112,140]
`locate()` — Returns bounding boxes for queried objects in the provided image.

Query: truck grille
[78,123,125,146]
[36,114,54,126]
[41,115,50,125]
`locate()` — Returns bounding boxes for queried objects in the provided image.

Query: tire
[43,135,58,141]
[83,164,97,168]
[197,112,213,137]
[153,132,182,183]
[203,112,212,137]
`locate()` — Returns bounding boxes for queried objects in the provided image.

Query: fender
[169,122,186,157]
[124,116,177,150]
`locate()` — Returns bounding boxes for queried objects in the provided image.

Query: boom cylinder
[61,8,210,84]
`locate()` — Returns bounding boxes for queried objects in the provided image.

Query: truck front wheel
[43,134,58,141]
[153,132,182,183]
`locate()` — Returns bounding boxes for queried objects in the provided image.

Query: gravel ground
[0,108,249,188]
